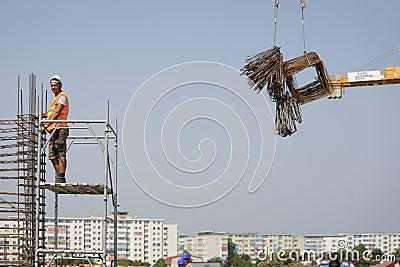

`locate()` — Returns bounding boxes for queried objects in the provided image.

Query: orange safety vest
[46,91,69,132]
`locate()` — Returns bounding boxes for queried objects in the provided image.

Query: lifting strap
[273,0,279,46]
[300,0,307,54]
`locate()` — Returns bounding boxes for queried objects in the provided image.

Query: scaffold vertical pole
[55,193,58,250]
[35,86,44,267]
[113,118,118,267]
[103,101,110,266]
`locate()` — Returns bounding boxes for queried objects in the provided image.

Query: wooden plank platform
[40,183,112,195]
[37,248,109,254]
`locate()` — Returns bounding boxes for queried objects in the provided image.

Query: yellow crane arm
[328,66,400,98]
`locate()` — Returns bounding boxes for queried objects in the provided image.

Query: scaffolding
[0,74,118,267]
[0,74,46,267]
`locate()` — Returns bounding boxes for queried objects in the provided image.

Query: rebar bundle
[275,92,302,137]
[240,0,333,137]
[284,52,332,105]
[242,51,331,137]
[241,46,284,100]
[0,74,47,267]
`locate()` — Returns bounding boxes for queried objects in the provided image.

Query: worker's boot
[55,174,66,183]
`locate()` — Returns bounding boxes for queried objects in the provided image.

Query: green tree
[257,249,301,267]
[371,248,383,260]
[352,243,381,267]
[229,254,254,267]
[224,238,237,267]
[208,257,222,263]
[393,247,400,257]
[228,238,236,257]
[154,258,167,267]
[121,260,151,266]
[59,254,89,265]
[118,259,136,266]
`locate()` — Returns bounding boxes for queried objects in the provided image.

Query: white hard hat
[50,74,62,84]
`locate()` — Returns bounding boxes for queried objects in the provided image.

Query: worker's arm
[48,103,64,120]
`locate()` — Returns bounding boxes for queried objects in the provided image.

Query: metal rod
[39,83,43,117]
[107,124,118,137]
[88,124,106,153]
[273,0,279,47]
[45,88,47,117]
[20,88,23,115]
[72,142,102,145]
[40,83,46,267]
[38,248,106,253]
[41,125,59,154]
[85,254,94,267]
[113,117,118,267]
[42,119,107,123]
[30,73,35,115]
[34,84,43,267]
[37,92,40,121]
[103,101,110,267]
[16,76,21,266]
[46,254,57,267]
[301,7,307,53]
[66,126,90,130]
[17,75,20,115]
[67,136,116,140]
[29,74,32,116]
[54,193,58,250]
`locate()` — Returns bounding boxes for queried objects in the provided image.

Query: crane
[328,46,400,98]
[328,65,400,98]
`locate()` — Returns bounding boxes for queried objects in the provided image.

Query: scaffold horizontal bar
[37,249,110,254]
[0,158,35,164]
[68,135,116,140]
[40,183,112,195]
[0,120,19,124]
[0,209,35,213]
[0,128,18,133]
[0,152,18,157]
[73,142,103,144]
[0,176,38,179]
[42,119,106,124]
[0,168,32,172]
[0,144,18,149]
[0,192,35,196]
[0,136,18,141]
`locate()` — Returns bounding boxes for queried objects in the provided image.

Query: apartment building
[350,233,400,255]
[296,234,328,255]
[178,231,229,262]
[163,224,178,259]
[180,232,400,263]
[44,212,178,264]
[231,233,293,262]
[2,215,400,266]
[179,232,293,263]
[0,220,18,263]
[297,233,400,256]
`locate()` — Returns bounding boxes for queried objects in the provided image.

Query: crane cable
[300,0,307,54]
[273,0,279,46]
[354,46,400,71]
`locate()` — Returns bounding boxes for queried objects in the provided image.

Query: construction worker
[329,259,341,267]
[182,252,192,267]
[43,75,69,183]
[177,258,186,267]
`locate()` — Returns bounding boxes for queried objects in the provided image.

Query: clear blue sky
[1,1,399,235]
